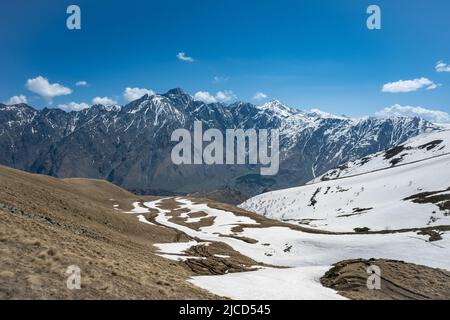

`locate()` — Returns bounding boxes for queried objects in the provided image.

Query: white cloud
[26,76,72,104]
[376,104,450,124]
[213,76,229,84]
[253,91,268,100]
[194,91,216,103]
[58,102,90,112]
[177,52,194,62]
[382,77,440,93]
[123,87,155,102]
[92,96,117,106]
[436,61,450,73]
[5,95,27,105]
[215,90,236,102]
[194,90,236,103]
[75,80,88,87]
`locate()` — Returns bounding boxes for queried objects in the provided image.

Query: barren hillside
[0,165,217,299]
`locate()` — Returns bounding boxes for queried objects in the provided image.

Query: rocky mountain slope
[0,89,438,197]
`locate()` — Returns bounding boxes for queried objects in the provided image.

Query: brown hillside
[0,165,218,299]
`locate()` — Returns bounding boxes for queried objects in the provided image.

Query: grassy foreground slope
[0,165,217,299]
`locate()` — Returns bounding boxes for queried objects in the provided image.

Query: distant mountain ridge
[0,88,439,196]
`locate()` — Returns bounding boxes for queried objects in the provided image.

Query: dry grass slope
[0,165,219,300]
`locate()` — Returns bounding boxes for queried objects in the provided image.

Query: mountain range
[0,88,438,197]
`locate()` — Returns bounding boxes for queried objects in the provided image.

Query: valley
[2,163,449,300]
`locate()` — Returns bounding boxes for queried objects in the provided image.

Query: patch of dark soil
[336,186,350,193]
[308,187,321,207]
[359,157,371,166]
[390,156,405,166]
[384,145,407,160]
[418,229,443,242]
[183,243,258,275]
[418,140,443,151]
[404,188,450,214]
[321,258,450,300]
[338,208,372,218]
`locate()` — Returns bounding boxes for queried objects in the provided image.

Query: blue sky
[1,0,449,120]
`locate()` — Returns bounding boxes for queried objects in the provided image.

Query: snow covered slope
[240,130,450,232]
[311,130,450,183]
[128,197,450,300]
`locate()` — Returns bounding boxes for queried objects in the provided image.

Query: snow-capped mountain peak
[258,100,294,118]
[0,88,442,197]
